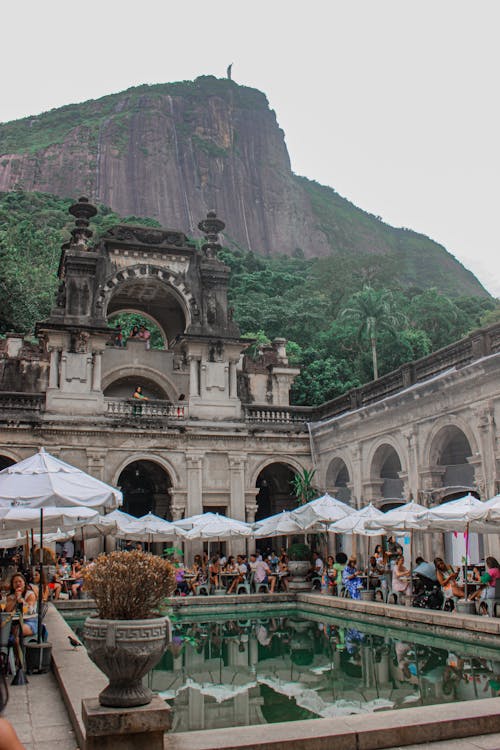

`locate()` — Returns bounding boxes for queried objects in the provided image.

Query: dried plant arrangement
[83,550,176,620]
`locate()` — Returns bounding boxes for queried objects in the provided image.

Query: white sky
[2,1,499,296]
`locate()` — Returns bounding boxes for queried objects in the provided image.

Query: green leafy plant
[287,543,312,561]
[83,550,176,620]
[291,468,317,506]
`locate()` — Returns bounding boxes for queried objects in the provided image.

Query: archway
[325,458,352,505]
[255,463,298,522]
[434,425,475,494]
[106,274,188,346]
[0,456,15,471]
[103,376,170,401]
[117,460,173,519]
[371,444,404,501]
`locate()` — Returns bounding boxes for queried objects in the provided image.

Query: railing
[244,404,313,425]
[105,399,187,419]
[0,393,44,412]
[313,321,500,422]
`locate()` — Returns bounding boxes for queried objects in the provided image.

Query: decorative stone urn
[84,615,171,708]
[287,560,311,592]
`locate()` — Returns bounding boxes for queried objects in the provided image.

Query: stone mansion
[0,198,499,557]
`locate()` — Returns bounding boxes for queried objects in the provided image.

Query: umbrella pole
[464,522,469,600]
[30,529,35,566]
[37,508,44,644]
[409,531,413,601]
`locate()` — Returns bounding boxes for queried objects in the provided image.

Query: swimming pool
[63,607,500,733]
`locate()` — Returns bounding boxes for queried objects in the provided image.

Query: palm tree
[341,286,406,380]
[291,468,317,506]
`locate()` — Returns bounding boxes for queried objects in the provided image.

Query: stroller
[412,574,443,609]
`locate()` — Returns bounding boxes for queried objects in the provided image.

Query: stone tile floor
[4,670,78,750]
[385,735,500,750]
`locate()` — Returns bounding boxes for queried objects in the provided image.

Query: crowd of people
[171,550,291,595]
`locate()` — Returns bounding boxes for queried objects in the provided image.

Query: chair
[236,579,251,595]
[441,589,458,612]
[387,589,399,605]
[195,584,210,596]
[479,579,500,617]
[311,576,322,591]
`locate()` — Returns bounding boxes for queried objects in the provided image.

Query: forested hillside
[0,191,497,405]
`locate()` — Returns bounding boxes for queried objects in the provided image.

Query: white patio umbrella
[183,513,253,541]
[291,493,351,532]
[0,505,99,533]
[0,448,122,510]
[329,503,385,537]
[114,512,186,545]
[252,510,306,539]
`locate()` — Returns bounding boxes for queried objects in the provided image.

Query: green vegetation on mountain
[0,191,497,406]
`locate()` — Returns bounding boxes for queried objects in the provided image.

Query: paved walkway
[385,735,500,749]
[4,670,78,750]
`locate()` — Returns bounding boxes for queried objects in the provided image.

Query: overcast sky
[2,1,499,296]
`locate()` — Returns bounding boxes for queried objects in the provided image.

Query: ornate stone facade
[0,198,498,559]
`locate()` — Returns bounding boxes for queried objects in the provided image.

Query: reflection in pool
[145,614,500,733]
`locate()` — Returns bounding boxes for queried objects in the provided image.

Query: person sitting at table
[224,556,237,573]
[28,569,50,603]
[434,557,465,600]
[367,556,382,589]
[342,556,363,599]
[277,554,289,592]
[227,555,248,594]
[6,573,38,641]
[392,555,411,599]
[174,564,189,596]
[332,552,347,595]
[470,557,500,610]
[209,556,221,590]
[373,544,387,571]
[71,559,84,599]
[250,553,274,592]
[57,556,71,577]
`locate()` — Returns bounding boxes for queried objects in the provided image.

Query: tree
[340,286,406,380]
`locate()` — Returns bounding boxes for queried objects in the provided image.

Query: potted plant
[287,542,312,592]
[83,550,176,708]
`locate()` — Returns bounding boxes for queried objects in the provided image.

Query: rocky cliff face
[0,76,487,296]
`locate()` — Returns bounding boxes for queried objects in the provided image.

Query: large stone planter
[83,615,171,708]
[287,560,311,592]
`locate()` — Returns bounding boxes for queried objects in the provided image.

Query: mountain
[0,76,487,297]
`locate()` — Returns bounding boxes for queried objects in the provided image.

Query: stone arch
[425,420,477,499]
[107,308,168,345]
[426,418,478,468]
[115,458,174,520]
[0,447,22,471]
[111,453,180,489]
[98,265,194,345]
[369,440,405,501]
[0,452,19,470]
[249,456,306,490]
[102,365,179,401]
[325,456,352,505]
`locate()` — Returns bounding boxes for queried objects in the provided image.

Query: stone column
[229,361,238,399]
[189,356,200,397]
[92,351,102,392]
[403,428,420,500]
[186,452,204,516]
[244,490,259,524]
[228,454,246,521]
[48,348,60,389]
[474,404,497,498]
[86,450,106,481]
[350,445,363,506]
[170,492,187,521]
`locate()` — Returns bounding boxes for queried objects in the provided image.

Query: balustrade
[105,399,187,419]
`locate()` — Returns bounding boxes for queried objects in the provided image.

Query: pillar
[48,348,60,389]
[186,452,204,516]
[92,351,102,392]
[229,454,246,520]
[229,361,238,399]
[189,356,200,397]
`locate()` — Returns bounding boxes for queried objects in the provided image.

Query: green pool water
[64,608,500,733]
